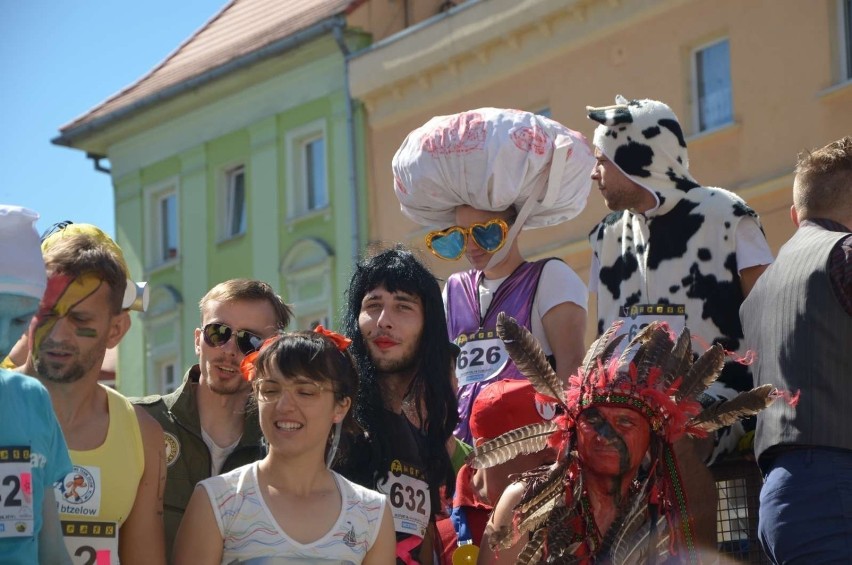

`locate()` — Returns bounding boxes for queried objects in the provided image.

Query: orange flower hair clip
[314,325,352,351]
[239,335,280,382]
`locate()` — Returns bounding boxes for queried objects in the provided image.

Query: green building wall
[111,32,370,396]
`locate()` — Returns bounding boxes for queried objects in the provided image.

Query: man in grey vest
[741,136,852,564]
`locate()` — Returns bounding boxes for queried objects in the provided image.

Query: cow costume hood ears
[587,96,700,214]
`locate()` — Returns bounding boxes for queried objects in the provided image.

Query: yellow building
[350,0,852,345]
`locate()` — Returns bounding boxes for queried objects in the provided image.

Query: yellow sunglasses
[425,218,509,261]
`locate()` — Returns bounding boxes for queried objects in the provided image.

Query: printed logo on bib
[55,465,101,517]
[376,459,431,539]
[163,432,180,467]
[0,445,34,538]
[62,520,118,565]
[455,330,508,387]
[616,303,686,344]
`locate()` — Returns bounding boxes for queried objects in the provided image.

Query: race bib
[455,331,509,387]
[0,445,34,538]
[617,303,686,343]
[376,459,431,538]
[62,520,118,565]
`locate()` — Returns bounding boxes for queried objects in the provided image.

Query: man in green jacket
[134,279,291,560]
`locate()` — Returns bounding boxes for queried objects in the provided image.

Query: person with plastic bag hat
[392,108,595,445]
[0,205,73,565]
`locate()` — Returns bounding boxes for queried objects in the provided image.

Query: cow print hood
[587,95,700,215]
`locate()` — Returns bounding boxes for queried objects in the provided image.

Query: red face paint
[576,406,651,483]
[30,273,103,357]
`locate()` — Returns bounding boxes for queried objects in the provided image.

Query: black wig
[339,245,458,502]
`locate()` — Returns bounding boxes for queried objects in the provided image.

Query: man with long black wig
[336,245,458,565]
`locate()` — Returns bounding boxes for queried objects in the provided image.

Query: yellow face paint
[31,273,103,357]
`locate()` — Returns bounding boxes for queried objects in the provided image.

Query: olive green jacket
[133,365,265,561]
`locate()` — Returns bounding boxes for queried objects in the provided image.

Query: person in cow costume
[392,108,595,445]
[585,96,774,547]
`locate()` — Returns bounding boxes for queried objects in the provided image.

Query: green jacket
[133,365,266,561]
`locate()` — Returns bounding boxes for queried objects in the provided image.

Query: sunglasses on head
[425,218,509,261]
[202,323,264,355]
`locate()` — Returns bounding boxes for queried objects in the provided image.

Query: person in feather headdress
[473,314,780,564]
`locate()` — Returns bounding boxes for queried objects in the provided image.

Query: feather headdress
[469,313,780,564]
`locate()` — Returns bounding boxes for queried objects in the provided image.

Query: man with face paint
[28,224,167,565]
[134,279,292,560]
[0,206,73,564]
[475,316,779,564]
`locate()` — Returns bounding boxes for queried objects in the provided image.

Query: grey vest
[740,224,852,462]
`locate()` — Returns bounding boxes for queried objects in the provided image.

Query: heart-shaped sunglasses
[202,323,264,355]
[425,218,509,261]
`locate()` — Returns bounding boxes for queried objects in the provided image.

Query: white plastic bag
[392,108,594,230]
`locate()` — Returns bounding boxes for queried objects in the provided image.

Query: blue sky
[0,0,228,238]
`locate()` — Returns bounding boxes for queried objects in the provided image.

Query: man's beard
[372,349,418,377]
[207,378,247,396]
[34,353,89,385]
[34,338,105,385]
[204,359,250,396]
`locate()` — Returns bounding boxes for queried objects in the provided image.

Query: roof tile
[61,0,357,134]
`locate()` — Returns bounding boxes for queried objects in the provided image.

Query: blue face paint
[0,294,40,357]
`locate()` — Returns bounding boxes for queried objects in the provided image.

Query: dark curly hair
[339,245,458,503]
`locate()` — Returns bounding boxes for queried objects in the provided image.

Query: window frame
[281,238,333,333]
[284,120,329,220]
[144,178,180,270]
[158,359,179,395]
[222,164,247,241]
[691,37,734,134]
[303,135,328,212]
[840,0,852,82]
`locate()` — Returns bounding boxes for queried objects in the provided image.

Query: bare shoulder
[134,405,165,446]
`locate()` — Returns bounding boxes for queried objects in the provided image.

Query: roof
[57,0,361,144]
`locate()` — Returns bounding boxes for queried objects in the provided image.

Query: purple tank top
[446,259,550,443]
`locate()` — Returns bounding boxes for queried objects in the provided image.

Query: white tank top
[201,462,387,563]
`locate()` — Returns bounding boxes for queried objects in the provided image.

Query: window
[286,122,329,218]
[225,166,247,238]
[148,187,179,266]
[842,0,852,81]
[144,284,182,396]
[281,239,333,334]
[304,136,327,211]
[298,313,330,331]
[159,360,178,394]
[693,38,733,132]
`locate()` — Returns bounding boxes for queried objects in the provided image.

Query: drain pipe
[332,17,362,266]
[87,153,111,175]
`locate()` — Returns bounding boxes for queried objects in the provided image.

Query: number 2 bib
[455,330,509,387]
[62,520,118,565]
[0,445,34,539]
[376,459,431,538]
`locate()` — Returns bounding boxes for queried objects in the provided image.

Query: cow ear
[586,103,633,127]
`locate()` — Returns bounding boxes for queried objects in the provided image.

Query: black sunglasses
[202,323,263,355]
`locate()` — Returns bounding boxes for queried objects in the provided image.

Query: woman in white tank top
[173,328,395,564]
